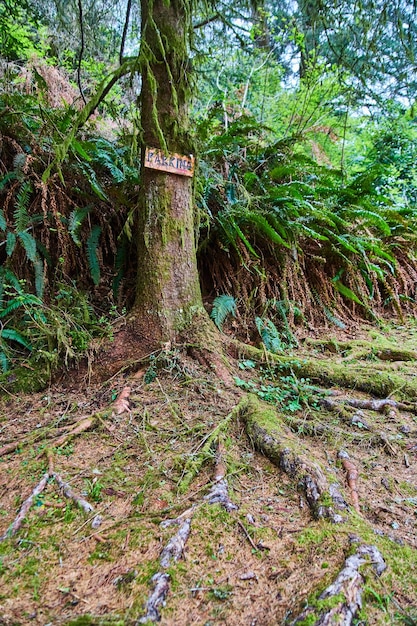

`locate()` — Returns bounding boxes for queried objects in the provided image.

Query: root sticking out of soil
[1,322,417,625]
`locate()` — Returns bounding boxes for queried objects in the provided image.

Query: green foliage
[234,367,322,413]
[210,295,237,330]
[255,317,283,353]
[0,275,114,375]
[86,225,102,286]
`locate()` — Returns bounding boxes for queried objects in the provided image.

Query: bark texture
[134,0,203,343]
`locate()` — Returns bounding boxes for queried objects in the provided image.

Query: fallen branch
[0,473,50,541]
[291,542,386,625]
[240,394,347,522]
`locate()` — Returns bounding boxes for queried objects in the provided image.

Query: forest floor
[0,319,417,626]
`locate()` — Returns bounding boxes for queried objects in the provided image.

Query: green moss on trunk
[133,0,205,344]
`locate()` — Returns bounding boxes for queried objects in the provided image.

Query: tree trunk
[134,0,203,344]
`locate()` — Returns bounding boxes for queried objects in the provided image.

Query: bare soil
[0,321,416,626]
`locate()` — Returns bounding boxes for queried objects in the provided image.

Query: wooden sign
[144,147,195,177]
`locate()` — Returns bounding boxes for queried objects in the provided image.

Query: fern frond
[349,208,391,235]
[6,232,16,257]
[0,209,6,231]
[244,212,291,248]
[0,269,24,302]
[311,288,346,329]
[0,172,17,192]
[112,238,128,298]
[332,280,364,306]
[78,163,107,201]
[0,328,31,350]
[17,231,37,262]
[255,316,283,353]
[94,149,125,183]
[14,181,32,232]
[69,207,91,246]
[0,350,9,372]
[0,293,42,318]
[210,295,236,330]
[86,225,102,285]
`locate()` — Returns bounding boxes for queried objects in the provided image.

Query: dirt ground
[0,321,416,626]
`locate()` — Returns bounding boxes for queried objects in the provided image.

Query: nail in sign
[144,147,194,177]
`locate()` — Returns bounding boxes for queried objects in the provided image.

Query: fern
[210,295,236,330]
[311,288,346,329]
[112,237,128,298]
[78,163,107,201]
[255,316,283,353]
[6,231,16,256]
[0,350,8,372]
[242,211,291,248]
[0,269,24,304]
[69,207,91,246]
[0,209,6,231]
[86,225,102,285]
[17,231,37,262]
[332,280,365,306]
[0,328,31,350]
[13,181,32,232]
[0,293,42,318]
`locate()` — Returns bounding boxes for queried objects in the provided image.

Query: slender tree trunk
[133,0,203,344]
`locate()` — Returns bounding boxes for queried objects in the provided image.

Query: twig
[237,519,258,551]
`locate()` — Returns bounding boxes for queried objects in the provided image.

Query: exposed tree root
[239,394,348,522]
[338,450,360,513]
[138,429,239,622]
[228,339,417,400]
[179,407,239,493]
[53,472,94,514]
[204,441,239,512]
[320,398,398,454]
[304,338,417,362]
[290,542,386,625]
[0,468,98,542]
[0,473,50,541]
[51,415,99,448]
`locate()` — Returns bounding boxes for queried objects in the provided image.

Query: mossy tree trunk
[133,0,203,344]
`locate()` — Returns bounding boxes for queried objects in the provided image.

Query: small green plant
[255,316,283,353]
[209,586,233,601]
[234,368,322,412]
[85,479,103,503]
[365,587,393,613]
[210,295,236,330]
